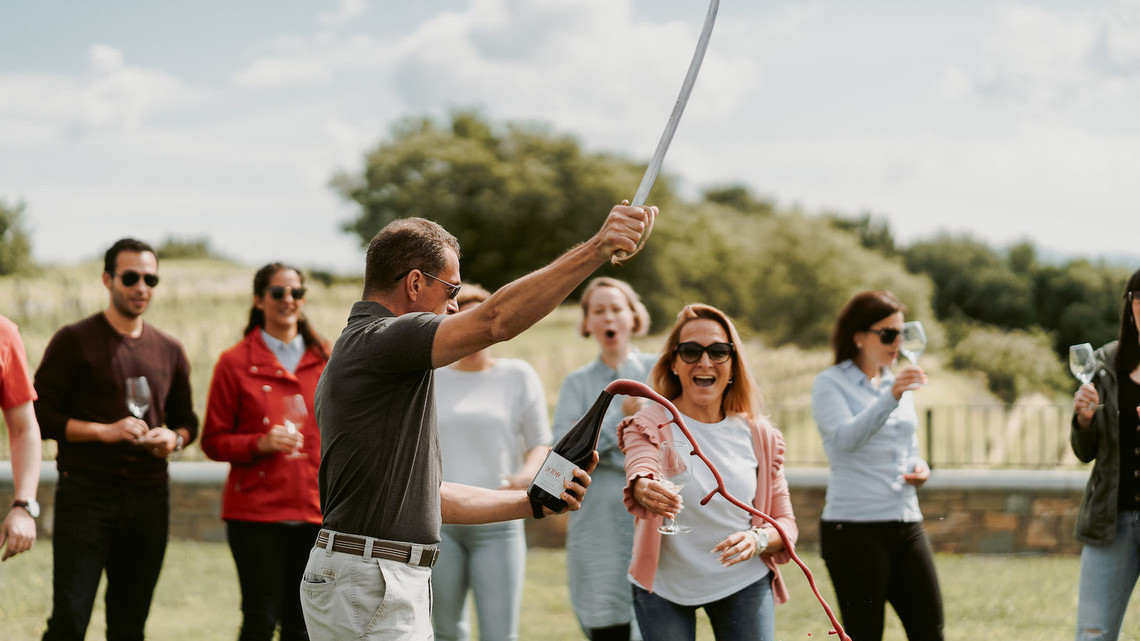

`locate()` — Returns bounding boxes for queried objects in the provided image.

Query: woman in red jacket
[201,263,329,641]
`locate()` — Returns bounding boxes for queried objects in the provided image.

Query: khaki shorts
[300,536,434,640]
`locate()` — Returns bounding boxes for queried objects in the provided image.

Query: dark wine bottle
[527,389,614,513]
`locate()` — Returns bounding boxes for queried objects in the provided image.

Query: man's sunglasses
[866,328,900,344]
[115,271,159,288]
[675,341,735,364]
[394,270,462,299]
[267,286,306,300]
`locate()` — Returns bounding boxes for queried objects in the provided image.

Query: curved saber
[612,0,721,266]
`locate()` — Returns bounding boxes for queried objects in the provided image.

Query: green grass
[2,540,1139,640]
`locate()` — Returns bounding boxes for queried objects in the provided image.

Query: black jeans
[819,520,943,641]
[226,520,322,641]
[43,472,170,641]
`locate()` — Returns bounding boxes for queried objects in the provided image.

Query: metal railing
[769,403,1085,470]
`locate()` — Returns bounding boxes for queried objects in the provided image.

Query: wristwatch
[750,526,769,557]
[12,498,40,519]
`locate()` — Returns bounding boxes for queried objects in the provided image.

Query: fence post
[926,408,934,469]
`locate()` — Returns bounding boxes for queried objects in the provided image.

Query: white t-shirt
[637,415,768,605]
[435,359,552,490]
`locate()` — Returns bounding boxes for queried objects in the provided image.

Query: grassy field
[2,539,1139,640]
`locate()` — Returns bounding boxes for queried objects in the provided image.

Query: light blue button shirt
[811,360,924,522]
[260,331,306,374]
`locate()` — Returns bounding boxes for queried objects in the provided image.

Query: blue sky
[3,0,1139,272]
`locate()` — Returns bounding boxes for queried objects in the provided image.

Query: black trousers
[43,472,169,641]
[819,520,944,641]
[226,520,322,641]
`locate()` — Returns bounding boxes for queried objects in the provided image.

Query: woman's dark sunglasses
[867,328,900,344]
[675,341,735,364]
[267,286,306,300]
[115,271,159,288]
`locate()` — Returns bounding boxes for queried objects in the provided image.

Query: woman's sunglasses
[675,341,735,364]
[267,286,306,300]
[866,328,900,344]
[115,271,160,288]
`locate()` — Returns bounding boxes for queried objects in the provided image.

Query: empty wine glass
[657,440,693,535]
[1069,343,1097,385]
[125,376,150,419]
[900,321,927,365]
[281,394,307,458]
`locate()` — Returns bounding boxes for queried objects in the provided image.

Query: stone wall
[3,463,1089,554]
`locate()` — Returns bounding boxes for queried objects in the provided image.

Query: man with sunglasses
[34,237,198,641]
[302,203,657,640]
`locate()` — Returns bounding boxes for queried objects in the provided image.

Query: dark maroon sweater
[34,313,199,486]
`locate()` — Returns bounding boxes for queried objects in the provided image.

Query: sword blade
[631,0,720,208]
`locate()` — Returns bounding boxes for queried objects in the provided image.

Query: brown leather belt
[315,530,439,568]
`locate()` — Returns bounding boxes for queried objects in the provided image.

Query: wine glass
[125,376,150,420]
[657,440,693,535]
[1069,343,1097,385]
[281,394,308,458]
[900,321,927,365]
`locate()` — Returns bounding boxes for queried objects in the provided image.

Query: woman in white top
[810,289,941,641]
[431,284,553,641]
[618,303,797,641]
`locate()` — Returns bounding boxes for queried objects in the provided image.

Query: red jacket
[201,328,327,524]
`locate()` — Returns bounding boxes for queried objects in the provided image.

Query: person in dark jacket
[1071,267,1140,641]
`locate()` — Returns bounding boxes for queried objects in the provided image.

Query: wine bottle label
[532,451,576,498]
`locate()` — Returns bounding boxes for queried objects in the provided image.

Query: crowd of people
[1,205,1138,641]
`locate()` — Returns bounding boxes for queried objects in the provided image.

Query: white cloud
[232,57,332,88]
[318,0,367,27]
[939,1,1140,109]
[0,44,192,138]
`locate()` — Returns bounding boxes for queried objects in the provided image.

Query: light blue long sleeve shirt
[811,360,924,522]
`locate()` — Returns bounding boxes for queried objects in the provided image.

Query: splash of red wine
[606,379,850,641]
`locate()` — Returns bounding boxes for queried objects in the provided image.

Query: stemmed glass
[1069,343,1097,385]
[657,440,693,535]
[900,321,927,365]
[125,376,150,445]
[281,394,307,458]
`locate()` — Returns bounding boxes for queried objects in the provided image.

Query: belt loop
[407,543,424,567]
[324,531,335,557]
[363,538,375,562]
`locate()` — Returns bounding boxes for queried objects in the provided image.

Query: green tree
[1032,261,1127,355]
[333,110,671,290]
[0,198,34,275]
[825,211,897,256]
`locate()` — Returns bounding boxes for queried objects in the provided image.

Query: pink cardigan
[618,403,799,605]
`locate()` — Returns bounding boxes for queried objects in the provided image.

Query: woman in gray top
[553,278,655,641]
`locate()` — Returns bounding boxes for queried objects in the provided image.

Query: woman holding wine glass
[1070,268,1140,641]
[618,303,797,641]
[432,284,553,641]
[811,290,941,641]
[553,277,657,641]
[200,262,330,641]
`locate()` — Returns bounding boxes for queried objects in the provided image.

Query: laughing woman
[618,303,797,641]
[553,277,656,641]
[811,290,941,641]
[201,263,329,641]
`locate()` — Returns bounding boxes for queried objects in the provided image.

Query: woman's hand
[892,365,927,400]
[622,396,646,417]
[257,424,303,455]
[632,476,682,520]
[902,460,931,487]
[1073,383,1099,428]
[712,527,783,566]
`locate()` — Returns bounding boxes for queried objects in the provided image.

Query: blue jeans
[431,521,526,641]
[227,520,322,641]
[42,471,170,641]
[631,575,774,641]
[1075,511,1140,641]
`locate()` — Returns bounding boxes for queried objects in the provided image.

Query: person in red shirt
[200,263,330,641]
[0,313,42,561]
